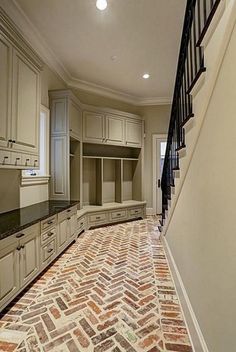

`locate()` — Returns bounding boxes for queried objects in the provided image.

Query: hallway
[0,218,192,352]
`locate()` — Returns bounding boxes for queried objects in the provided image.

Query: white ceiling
[13,0,186,104]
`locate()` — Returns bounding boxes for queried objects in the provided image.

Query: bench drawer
[129,207,143,218]
[110,210,127,221]
[89,212,108,224]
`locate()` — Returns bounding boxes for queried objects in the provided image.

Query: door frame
[152,134,167,215]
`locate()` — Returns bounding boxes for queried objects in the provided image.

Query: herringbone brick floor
[0,217,193,352]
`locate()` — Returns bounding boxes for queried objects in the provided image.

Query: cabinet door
[50,135,69,200]
[125,120,143,147]
[69,100,81,140]
[0,34,12,149]
[83,112,105,143]
[11,49,40,154]
[0,242,19,309]
[68,213,77,239]
[19,226,40,288]
[105,115,125,145]
[58,218,68,251]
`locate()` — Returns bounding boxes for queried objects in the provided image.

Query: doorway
[152,134,167,215]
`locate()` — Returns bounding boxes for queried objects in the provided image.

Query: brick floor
[0,217,193,352]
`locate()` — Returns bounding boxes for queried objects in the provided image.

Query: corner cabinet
[0,9,43,169]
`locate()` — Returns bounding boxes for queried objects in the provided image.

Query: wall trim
[152,134,167,215]
[146,208,154,216]
[0,0,172,106]
[163,237,209,352]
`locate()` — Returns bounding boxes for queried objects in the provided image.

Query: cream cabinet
[11,49,40,154]
[57,206,77,251]
[0,239,19,309]
[125,119,143,147]
[83,111,105,143]
[83,110,143,147]
[18,225,40,288]
[50,90,82,201]
[105,115,125,145]
[0,10,42,169]
[0,34,11,150]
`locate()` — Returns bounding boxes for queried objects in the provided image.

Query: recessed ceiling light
[143,73,150,79]
[96,0,107,11]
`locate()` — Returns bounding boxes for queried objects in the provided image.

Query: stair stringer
[162,0,236,236]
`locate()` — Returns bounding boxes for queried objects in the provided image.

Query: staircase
[161,0,235,232]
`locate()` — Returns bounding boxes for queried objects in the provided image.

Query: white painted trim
[0,1,172,106]
[152,134,167,215]
[146,208,154,216]
[163,237,209,352]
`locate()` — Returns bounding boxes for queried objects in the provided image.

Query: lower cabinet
[0,223,40,309]
[19,225,40,288]
[0,240,19,309]
[58,206,77,252]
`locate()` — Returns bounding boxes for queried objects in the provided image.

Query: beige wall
[166,23,236,351]
[0,170,20,213]
[140,105,171,208]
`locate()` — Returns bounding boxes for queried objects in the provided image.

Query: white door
[153,136,167,215]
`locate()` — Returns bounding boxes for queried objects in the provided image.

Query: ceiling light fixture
[96,0,108,11]
[143,73,150,79]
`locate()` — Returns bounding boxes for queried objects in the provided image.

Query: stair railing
[161,0,222,223]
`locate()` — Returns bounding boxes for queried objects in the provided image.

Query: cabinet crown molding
[0,6,43,70]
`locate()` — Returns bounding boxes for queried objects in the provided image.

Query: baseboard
[146,207,154,215]
[163,237,209,352]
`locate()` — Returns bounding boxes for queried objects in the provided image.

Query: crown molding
[1,0,172,107]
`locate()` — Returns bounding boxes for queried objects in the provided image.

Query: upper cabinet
[83,110,143,147]
[0,9,43,169]
[83,111,104,143]
[125,119,143,147]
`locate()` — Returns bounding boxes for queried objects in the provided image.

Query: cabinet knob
[48,232,53,237]
[16,245,21,251]
[47,248,53,253]
[16,233,25,238]
[21,245,25,249]
[67,217,71,220]
[47,220,53,225]
[12,140,16,143]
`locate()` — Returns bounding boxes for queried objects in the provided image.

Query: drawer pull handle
[47,248,53,253]
[16,233,25,238]
[26,158,30,161]
[48,232,54,237]
[67,209,71,212]
[96,216,101,220]
[4,156,8,159]
[21,245,25,249]
[47,220,53,225]
[16,245,21,251]
[117,213,121,216]
[16,157,20,160]
[67,217,71,220]
[12,140,16,143]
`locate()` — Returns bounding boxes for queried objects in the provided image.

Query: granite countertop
[0,200,79,241]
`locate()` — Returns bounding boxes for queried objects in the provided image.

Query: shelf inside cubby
[83,143,140,159]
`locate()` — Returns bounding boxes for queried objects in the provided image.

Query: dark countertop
[0,200,79,241]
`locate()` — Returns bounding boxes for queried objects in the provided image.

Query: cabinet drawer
[110,210,127,220]
[11,152,22,166]
[41,215,57,232]
[78,216,86,230]
[89,212,108,224]
[41,238,56,263]
[129,207,143,218]
[41,227,56,244]
[58,206,77,223]
[0,150,11,165]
